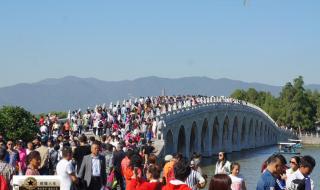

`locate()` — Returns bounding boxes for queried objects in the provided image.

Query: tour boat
[276,142,301,155]
[288,139,303,149]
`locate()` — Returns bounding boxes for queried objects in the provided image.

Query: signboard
[12,176,60,190]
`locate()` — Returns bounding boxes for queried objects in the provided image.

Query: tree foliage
[231,76,319,131]
[37,111,67,119]
[0,106,38,141]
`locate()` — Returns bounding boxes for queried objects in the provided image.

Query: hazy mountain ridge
[1,76,320,113]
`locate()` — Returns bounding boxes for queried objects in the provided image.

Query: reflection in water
[200,146,320,190]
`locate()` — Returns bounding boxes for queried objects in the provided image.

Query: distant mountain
[1,76,320,113]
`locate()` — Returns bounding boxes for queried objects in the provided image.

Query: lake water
[200,145,320,190]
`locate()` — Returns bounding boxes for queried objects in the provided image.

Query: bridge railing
[300,132,320,138]
[64,95,293,137]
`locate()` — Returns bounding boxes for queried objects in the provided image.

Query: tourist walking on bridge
[78,141,106,190]
[0,147,15,189]
[35,136,49,175]
[128,164,162,190]
[25,151,41,175]
[5,140,19,169]
[56,146,78,190]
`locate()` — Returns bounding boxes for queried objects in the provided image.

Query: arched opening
[212,117,219,148]
[222,116,229,147]
[241,117,246,144]
[166,130,174,154]
[248,119,253,146]
[177,126,186,156]
[201,119,209,153]
[260,122,263,140]
[232,116,238,145]
[190,121,197,155]
[264,125,268,143]
[255,120,259,143]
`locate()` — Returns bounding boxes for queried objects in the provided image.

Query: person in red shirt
[128,164,162,190]
[124,154,144,190]
[39,116,45,126]
[121,149,134,176]
[64,120,71,136]
[162,159,191,190]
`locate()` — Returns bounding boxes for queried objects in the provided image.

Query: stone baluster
[173,103,177,111]
[161,104,166,114]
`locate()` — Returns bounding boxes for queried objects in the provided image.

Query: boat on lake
[288,139,303,149]
[277,142,301,155]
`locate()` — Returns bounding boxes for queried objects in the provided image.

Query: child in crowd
[229,162,246,190]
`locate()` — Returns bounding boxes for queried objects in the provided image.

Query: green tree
[231,76,318,131]
[230,89,247,100]
[278,82,295,126]
[246,88,259,105]
[309,90,320,121]
[37,111,68,119]
[0,106,38,141]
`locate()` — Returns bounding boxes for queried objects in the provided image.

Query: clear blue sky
[0,0,319,87]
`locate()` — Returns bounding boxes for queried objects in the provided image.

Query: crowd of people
[0,95,309,190]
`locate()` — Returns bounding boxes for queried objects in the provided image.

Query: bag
[0,175,8,190]
[0,164,9,190]
[287,179,305,190]
[70,179,86,190]
[105,170,117,190]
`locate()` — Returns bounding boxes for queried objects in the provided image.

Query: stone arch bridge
[156,101,295,158]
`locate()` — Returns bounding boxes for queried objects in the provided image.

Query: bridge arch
[232,116,239,145]
[201,118,209,153]
[241,117,247,144]
[264,124,267,144]
[165,130,174,154]
[248,119,254,147]
[177,125,186,156]
[222,116,230,148]
[255,120,259,146]
[260,122,263,144]
[190,121,198,155]
[212,117,219,149]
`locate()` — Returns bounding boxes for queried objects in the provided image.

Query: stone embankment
[300,133,320,145]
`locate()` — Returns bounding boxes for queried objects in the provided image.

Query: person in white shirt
[286,156,301,176]
[26,142,34,155]
[229,162,246,190]
[286,155,316,190]
[215,152,231,175]
[56,146,78,190]
[40,125,48,134]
